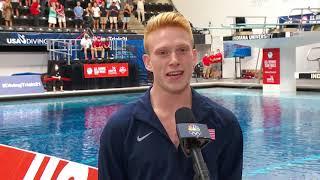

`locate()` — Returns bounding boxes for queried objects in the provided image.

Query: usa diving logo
[6,34,47,45]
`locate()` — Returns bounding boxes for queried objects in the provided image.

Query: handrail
[307,47,320,61]
[306,46,320,71]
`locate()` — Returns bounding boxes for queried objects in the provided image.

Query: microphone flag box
[177,123,211,140]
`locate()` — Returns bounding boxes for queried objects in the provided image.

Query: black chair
[39,16,48,27]
[66,17,74,28]
[15,26,26,32]
[19,15,33,26]
[19,6,30,16]
[65,8,74,18]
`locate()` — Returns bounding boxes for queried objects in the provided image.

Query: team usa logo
[187,124,201,137]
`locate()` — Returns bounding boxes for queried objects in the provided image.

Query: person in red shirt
[92,36,105,60]
[102,37,110,60]
[202,53,211,79]
[211,49,223,79]
[29,0,40,26]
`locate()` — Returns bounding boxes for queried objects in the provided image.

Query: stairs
[127,15,145,34]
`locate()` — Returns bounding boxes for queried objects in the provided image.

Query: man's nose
[169,52,180,66]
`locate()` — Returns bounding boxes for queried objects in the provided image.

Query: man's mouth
[166,71,184,76]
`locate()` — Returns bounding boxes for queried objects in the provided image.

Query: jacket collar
[133,87,212,132]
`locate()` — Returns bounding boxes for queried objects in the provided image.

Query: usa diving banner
[1,32,78,46]
[262,48,280,85]
[0,75,44,95]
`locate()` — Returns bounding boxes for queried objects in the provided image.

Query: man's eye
[177,47,189,54]
[158,50,168,55]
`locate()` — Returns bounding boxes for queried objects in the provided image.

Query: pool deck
[0,78,319,101]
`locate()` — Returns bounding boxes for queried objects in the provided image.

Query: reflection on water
[0,88,320,179]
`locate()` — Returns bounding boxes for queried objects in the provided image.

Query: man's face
[143,26,197,94]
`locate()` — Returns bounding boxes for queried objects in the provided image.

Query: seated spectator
[56,1,66,29]
[80,33,94,60]
[29,0,40,26]
[100,1,107,30]
[92,36,105,60]
[74,1,84,29]
[92,2,100,30]
[3,0,13,27]
[51,64,64,92]
[48,2,57,29]
[108,1,118,30]
[122,2,131,30]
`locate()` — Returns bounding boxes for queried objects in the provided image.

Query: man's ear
[143,54,153,72]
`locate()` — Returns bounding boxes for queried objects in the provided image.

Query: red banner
[262,48,280,84]
[83,63,129,78]
[0,144,97,179]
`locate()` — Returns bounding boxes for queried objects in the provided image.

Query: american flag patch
[208,129,215,140]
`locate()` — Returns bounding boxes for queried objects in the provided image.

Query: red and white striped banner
[0,144,97,179]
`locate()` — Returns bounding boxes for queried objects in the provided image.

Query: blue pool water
[0,88,320,179]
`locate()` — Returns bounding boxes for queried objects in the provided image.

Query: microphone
[175,107,212,180]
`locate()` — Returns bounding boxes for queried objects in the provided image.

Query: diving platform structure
[196,7,320,93]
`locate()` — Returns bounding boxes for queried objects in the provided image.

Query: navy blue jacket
[98,88,243,180]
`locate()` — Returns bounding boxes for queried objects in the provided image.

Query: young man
[92,36,105,60]
[73,1,84,29]
[98,12,243,180]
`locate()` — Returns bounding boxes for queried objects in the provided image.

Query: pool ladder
[307,47,320,71]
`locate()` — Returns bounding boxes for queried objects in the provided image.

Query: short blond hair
[144,12,193,53]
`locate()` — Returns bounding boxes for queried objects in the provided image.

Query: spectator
[48,2,57,29]
[23,0,30,6]
[108,1,118,30]
[11,0,19,16]
[56,1,66,29]
[202,52,211,79]
[95,0,102,7]
[3,0,13,27]
[102,37,110,59]
[136,0,144,24]
[80,33,94,60]
[211,49,223,79]
[113,0,120,10]
[92,36,105,60]
[29,0,40,26]
[73,1,84,29]
[0,0,4,25]
[99,1,107,30]
[122,2,131,30]
[92,2,100,29]
[84,2,93,29]
[105,0,111,8]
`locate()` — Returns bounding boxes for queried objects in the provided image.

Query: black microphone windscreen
[175,107,196,124]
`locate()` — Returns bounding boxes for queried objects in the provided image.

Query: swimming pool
[0,88,319,179]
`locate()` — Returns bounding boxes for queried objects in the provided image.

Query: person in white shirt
[136,0,145,23]
[80,34,94,60]
[92,2,100,29]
